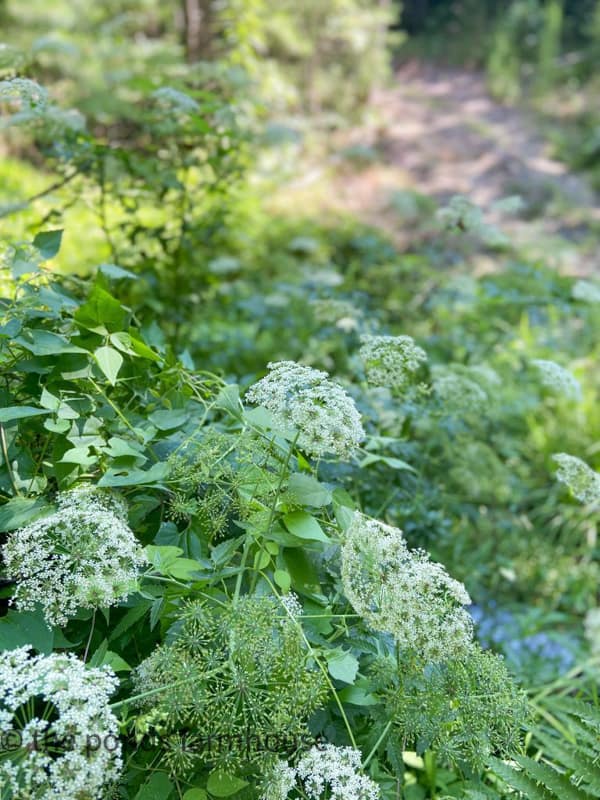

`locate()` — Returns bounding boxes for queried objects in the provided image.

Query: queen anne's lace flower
[0,78,48,111]
[431,365,488,414]
[359,334,427,390]
[262,745,379,800]
[2,487,147,627]
[532,359,581,400]
[311,299,362,332]
[0,646,122,799]
[341,513,473,662]
[553,453,600,505]
[245,361,364,459]
[280,592,303,619]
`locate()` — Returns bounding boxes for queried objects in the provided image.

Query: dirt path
[279,62,599,275]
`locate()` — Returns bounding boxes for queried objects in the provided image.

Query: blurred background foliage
[1,2,600,795]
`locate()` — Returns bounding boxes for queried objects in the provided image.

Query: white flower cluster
[2,487,147,627]
[532,359,581,401]
[572,279,600,304]
[280,592,303,619]
[151,86,200,115]
[431,365,488,414]
[0,78,49,112]
[584,608,600,656]
[553,453,600,505]
[262,745,380,800]
[359,334,427,390]
[0,646,122,799]
[341,513,473,662]
[245,361,365,459]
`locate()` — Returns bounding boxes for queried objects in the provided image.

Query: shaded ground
[276,62,599,275]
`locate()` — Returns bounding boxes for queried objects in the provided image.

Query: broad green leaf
[287,473,332,507]
[0,609,54,654]
[338,685,379,706]
[283,511,330,543]
[134,772,174,800]
[95,345,123,385]
[75,284,127,332]
[206,772,248,798]
[183,791,208,800]
[98,262,136,280]
[0,497,52,531]
[109,602,152,643]
[60,446,96,466]
[102,651,132,672]
[274,569,292,593]
[148,408,189,430]
[359,453,416,471]
[0,406,51,423]
[98,463,169,487]
[327,649,359,684]
[14,330,87,356]
[33,229,63,260]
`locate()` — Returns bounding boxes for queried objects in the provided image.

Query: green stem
[362,720,392,768]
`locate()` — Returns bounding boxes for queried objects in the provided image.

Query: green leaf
[206,772,248,798]
[134,772,174,800]
[102,651,132,672]
[95,346,123,385]
[148,408,189,431]
[327,649,359,684]
[0,406,51,423]
[14,329,87,356]
[98,463,169,487]
[0,609,54,654]
[338,685,379,706]
[274,569,292,593]
[359,453,416,471]
[0,497,52,531]
[98,262,136,280]
[109,602,152,643]
[283,511,330,543]
[33,229,63,260]
[60,446,96,466]
[287,473,332,507]
[75,284,127,332]
[183,791,208,800]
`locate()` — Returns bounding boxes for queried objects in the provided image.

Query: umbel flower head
[431,365,488,414]
[0,646,122,799]
[2,486,147,627]
[553,453,600,505]
[245,361,365,459]
[262,745,380,800]
[532,359,581,401]
[359,334,427,390]
[341,513,473,662]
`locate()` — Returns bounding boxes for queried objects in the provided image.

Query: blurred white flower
[553,453,600,505]
[359,334,427,390]
[584,608,600,656]
[532,359,581,401]
[572,279,600,304]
